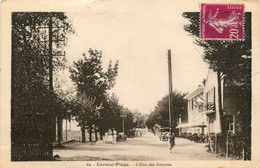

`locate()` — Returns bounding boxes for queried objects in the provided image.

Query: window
[206,87,215,110]
[223,115,235,133]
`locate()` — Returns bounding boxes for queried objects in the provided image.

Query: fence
[11,115,54,161]
[208,132,251,160]
[12,143,53,161]
[62,130,100,142]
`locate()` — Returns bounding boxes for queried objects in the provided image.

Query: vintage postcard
[1,0,260,168]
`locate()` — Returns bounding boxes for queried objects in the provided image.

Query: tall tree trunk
[217,70,224,133]
[57,116,63,146]
[100,132,103,141]
[89,124,92,142]
[94,125,98,141]
[81,122,86,143]
[99,127,103,140]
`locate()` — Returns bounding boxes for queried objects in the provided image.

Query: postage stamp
[200,3,244,40]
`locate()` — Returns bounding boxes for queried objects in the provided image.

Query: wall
[203,69,223,134]
[62,117,81,141]
[186,91,207,134]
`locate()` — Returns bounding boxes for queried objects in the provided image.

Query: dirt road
[54,129,228,161]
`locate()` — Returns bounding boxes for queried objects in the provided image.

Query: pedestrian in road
[152,129,155,136]
[112,128,117,144]
[108,129,113,144]
[167,132,175,153]
[104,132,108,143]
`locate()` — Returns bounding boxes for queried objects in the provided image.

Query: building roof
[184,85,204,100]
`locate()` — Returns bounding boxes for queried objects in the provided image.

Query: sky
[59,0,209,114]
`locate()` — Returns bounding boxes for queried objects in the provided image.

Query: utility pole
[48,16,63,147]
[120,114,126,134]
[123,116,125,134]
[38,14,66,157]
[49,19,53,93]
[168,50,173,134]
[48,16,56,147]
[66,116,68,141]
[47,16,55,156]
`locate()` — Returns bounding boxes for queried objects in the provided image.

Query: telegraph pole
[47,16,66,147]
[38,14,66,157]
[123,116,125,134]
[120,114,126,134]
[48,16,55,152]
[168,50,173,134]
[48,16,56,145]
[49,17,53,91]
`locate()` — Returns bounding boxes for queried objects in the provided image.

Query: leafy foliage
[11,12,73,160]
[70,49,118,104]
[183,12,251,84]
[183,12,251,159]
[69,49,119,140]
[146,91,187,129]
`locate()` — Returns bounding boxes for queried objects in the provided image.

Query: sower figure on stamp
[167,130,175,153]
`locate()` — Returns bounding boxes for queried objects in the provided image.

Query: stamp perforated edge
[198,3,246,41]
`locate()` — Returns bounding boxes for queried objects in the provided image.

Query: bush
[207,132,251,160]
[179,133,208,143]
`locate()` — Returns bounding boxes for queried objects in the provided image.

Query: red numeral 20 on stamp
[200,3,244,40]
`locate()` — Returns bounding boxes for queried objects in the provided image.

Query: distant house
[62,117,81,141]
[177,85,207,135]
[54,117,81,142]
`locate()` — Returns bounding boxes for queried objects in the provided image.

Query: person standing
[112,128,117,144]
[167,132,175,153]
[108,129,113,144]
[104,132,108,143]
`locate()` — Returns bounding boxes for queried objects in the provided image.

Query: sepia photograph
[1,0,260,167]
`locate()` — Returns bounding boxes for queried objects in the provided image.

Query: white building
[59,117,81,141]
[177,68,249,136]
[202,69,223,134]
[177,85,207,135]
[203,69,245,134]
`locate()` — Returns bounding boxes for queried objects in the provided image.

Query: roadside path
[54,129,229,161]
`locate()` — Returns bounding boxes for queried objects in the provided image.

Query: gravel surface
[54,129,230,161]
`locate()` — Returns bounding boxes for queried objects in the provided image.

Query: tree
[132,111,146,128]
[70,49,118,141]
[146,91,187,130]
[11,12,73,160]
[146,111,163,130]
[122,108,135,131]
[99,94,137,135]
[105,94,123,132]
[69,94,101,143]
[183,12,251,133]
[183,13,251,84]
